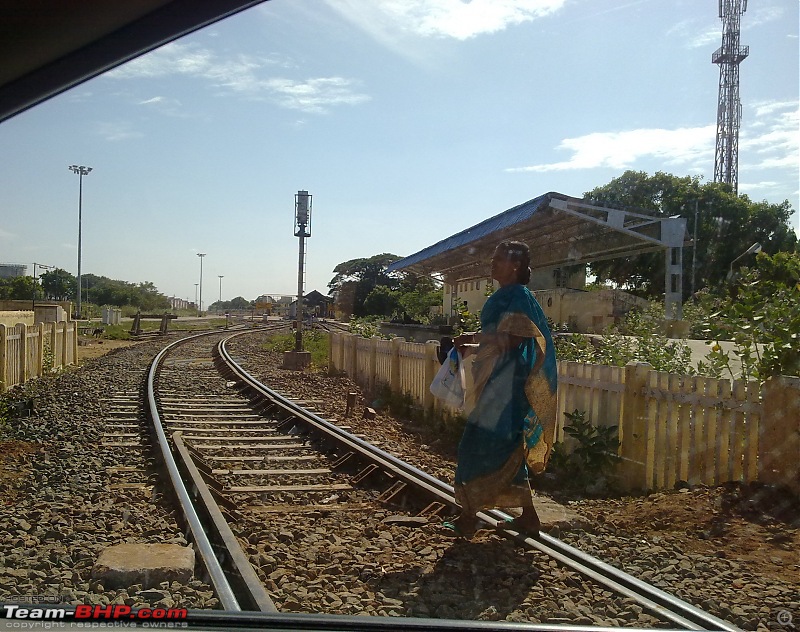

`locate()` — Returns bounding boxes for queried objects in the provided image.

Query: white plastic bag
[429,347,465,409]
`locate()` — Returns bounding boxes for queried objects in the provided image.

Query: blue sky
[1,0,797,306]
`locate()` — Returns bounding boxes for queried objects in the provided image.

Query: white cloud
[263,77,370,113]
[138,95,185,116]
[107,43,214,79]
[741,101,799,171]
[323,0,565,45]
[94,121,143,142]
[506,125,716,173]
[106,43,368,114]
[507,100,798,177]
[680,4,785,50]
[0,228,16,239]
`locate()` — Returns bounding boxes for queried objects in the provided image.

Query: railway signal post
[283,190,313,370]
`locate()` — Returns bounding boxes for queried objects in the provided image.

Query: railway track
[141,327,740,630]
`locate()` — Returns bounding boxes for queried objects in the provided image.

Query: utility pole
[197,253,206,316]
[68,164,92,319]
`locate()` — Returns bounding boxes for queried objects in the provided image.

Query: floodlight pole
[197,253,206,317]
[68,165,92,319]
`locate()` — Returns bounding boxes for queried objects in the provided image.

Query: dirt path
[77,338,143,361]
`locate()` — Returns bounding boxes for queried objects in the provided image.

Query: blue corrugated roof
[387,192,554,273]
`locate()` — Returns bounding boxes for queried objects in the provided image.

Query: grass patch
[92,318,230,340]
[99,324,131,340]
[262,329,329,369]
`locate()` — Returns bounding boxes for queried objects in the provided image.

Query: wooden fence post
[423,340,438,410]
[759,376,800,495]
[619,362,652,491]
[49,323,58,370]
[327,332,336,375]
[61,322,69,367]
[35,323,44,379]
[368,337,378,393]
[18,323,28,383]
[0,324,6,392]
[390,337,403,397]
[348,334,358,380]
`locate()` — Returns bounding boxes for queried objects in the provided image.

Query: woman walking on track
[447,240,558,538]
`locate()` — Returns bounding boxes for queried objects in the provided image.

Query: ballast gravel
[0,328,796,631]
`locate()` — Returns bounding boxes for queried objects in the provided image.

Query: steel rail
[217,331,740,632]
[146,331,242,610]
[144,325,288,611]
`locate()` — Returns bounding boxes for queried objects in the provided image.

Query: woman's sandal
[499,517,541,536]
[440,520,475,540]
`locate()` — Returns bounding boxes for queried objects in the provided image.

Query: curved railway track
[141,327,740,631]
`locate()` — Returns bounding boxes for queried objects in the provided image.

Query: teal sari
[454,284,558,517]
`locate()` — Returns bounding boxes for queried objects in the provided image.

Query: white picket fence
[329,332,799,494]
[0,322,78,392]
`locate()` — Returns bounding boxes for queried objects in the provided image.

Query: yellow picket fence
[0,322,78,392]
[328,332,799,494]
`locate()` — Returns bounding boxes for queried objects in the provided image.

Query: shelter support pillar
[664,246,683,322]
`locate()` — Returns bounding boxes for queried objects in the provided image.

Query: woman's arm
[453,331,479,347]
[455,331,525,358]
[453,332,480,358]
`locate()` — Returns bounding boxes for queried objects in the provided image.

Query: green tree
[228,296,252,310]
[40,268,75,300]
[396,274,442,321]
[363,285,401,316]
[584,171,797,298]
[328,253,401,318]
[0,276,34,300]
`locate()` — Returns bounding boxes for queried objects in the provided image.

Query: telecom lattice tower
[712,0,749,193]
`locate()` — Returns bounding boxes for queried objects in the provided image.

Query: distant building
[289,290,334,319]
[255,294,293,317]
[0,264,26,279]
[169,296,189,311]
[444,265,586,319]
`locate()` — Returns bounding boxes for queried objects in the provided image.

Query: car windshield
[0,1,798,631]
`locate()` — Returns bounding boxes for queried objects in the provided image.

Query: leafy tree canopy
[1,270,171,311]
[363,285,400,317]
[210,296,251,311]
[39,268,74,301]
[329,254,442,321]
[328,254,401,292]
[329,254,401,318]
[0,276,34,301]
[584,171,797,299]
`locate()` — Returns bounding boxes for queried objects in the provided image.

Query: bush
[698,252,800,380]
[348,316,384,338]
[554,308,695,374]
[544,409,621,496]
